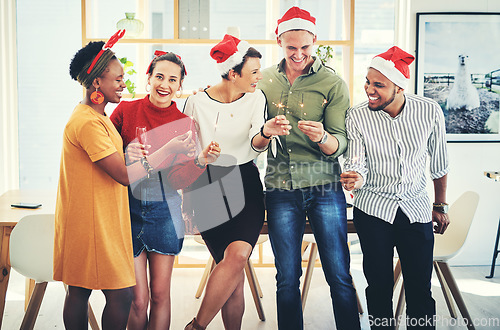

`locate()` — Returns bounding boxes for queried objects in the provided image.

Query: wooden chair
[193,234,267,321]
[9,214,99,330]
[393,191,480,330]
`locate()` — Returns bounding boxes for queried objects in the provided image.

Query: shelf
[84,38,353,46]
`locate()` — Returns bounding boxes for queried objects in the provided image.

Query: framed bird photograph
[415,12,500,142]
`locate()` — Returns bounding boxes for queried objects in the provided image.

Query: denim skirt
[128,173,184,257]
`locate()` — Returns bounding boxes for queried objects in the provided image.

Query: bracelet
[260,125,271,139]
[194,156,206,169]
[140,157,154,176]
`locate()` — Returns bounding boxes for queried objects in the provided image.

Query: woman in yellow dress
[54,30,219,329]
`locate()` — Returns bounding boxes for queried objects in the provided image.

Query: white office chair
[9,214,99,330]
[394,191,480,330]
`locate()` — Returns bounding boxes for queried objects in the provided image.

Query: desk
[0,189,56,328]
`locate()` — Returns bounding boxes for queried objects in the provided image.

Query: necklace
[217,86,234,117]
[217,86,227,103]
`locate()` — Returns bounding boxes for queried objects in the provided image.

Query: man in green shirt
[257,6,360,330]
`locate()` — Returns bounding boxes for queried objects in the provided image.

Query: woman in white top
[183,34,291,330]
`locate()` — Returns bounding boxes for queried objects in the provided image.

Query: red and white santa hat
[210,34,251,75]
[369,46,415,90]
[275,6,316,37]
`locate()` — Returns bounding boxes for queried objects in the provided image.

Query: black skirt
[189,161,265,263]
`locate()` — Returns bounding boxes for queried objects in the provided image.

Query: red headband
[146,50,187,75]
[86,29,126,74]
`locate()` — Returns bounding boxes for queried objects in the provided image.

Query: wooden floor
[3,250,500,329]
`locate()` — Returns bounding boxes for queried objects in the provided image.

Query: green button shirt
[258,57,350,190]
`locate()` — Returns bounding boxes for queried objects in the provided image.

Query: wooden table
[0,189,56,328]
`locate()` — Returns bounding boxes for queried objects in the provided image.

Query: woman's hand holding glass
[126,126,151,164]
[127,130,197,168]
[165,131,196,156]
[125,142,150,165]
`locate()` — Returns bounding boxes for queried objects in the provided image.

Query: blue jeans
[266,182,360,330]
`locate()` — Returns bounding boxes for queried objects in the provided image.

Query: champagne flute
[136,126,147,151]
[136,126,149,178]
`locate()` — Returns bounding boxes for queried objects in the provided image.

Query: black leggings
[64,285,133,330]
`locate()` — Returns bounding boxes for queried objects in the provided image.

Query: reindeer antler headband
[77,29,126,88]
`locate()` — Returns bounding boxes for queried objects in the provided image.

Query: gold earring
[176,87,182,98]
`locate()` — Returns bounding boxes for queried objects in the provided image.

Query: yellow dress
[53,103,135,290]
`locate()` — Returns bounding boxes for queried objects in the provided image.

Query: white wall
[16,0,82,191]
[403,0,500,266]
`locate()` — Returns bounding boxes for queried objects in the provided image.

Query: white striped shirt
[344,94,449,224]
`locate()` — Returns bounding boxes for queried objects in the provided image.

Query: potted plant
[315,45,334,66]
[119,57,137,98]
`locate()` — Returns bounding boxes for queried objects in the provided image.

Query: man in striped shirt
[341,46,449,329]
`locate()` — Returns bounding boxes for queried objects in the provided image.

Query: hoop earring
[145,83,151,93]
[176,87,182,98]
[90,88,104,104]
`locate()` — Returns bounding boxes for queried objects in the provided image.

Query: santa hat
[276,6,316,37]
[369,46,415,90]
[210,34,251,75]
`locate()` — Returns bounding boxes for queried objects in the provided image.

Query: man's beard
[368,87,396,112]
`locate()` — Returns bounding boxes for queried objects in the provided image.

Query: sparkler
[298,92,306,120]
[213,112,220,137]
[271,91,288,117]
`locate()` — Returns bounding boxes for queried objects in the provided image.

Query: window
[353,0,396,104]
[82,0,356,101]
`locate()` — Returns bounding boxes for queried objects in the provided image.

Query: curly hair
[69,41,117,88]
